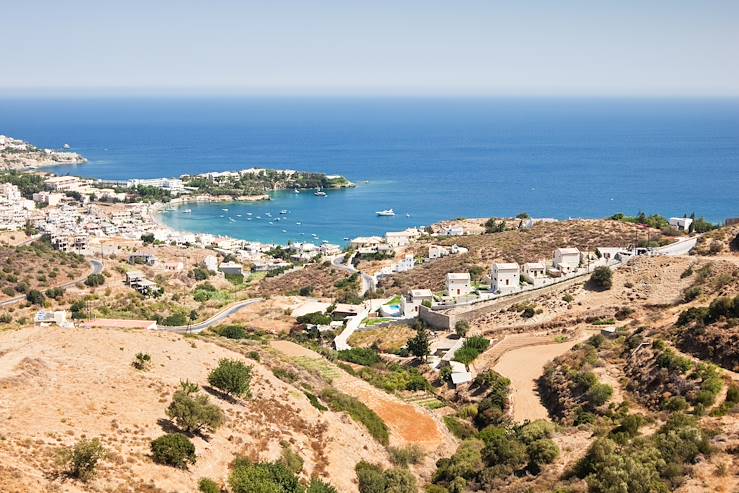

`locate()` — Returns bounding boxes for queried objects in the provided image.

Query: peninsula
[0,134,87,170]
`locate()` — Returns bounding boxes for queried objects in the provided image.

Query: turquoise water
[1,97,737,245]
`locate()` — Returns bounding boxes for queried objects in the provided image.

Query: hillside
[0,327,410,492]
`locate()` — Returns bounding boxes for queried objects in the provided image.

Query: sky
[2,0,739,97]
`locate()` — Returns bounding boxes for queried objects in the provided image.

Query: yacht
[296,222,301,225]
[376,209,395,216]
[280,209,288,214]
[314,191,327,197]
[236,214,242,217]
[228,217,236,222]
[294,189,300,194]
[63,143,71,149]
[222,208,228,212]
[282,229,287,233]
[183,209,192,214]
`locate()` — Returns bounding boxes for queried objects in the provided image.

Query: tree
[455,320,469,338]
[166,381,225,434]
[589,266,612,290]
[407,325,431,361]
[220,325,246,339]
[208,358,253,398]
[527,438,560,467]
[57,438,107,481]
[150,433,196,469]
[229,460,303,493]
[198,478,221,493]
[141,233,155,244]
[85,273,105,287]
[307,478,338,493]
[26,289,45,305]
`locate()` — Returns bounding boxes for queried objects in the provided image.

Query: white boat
[265,212,272,216]
[246,212,252,216]
[228,217,236,222]
[247,218,252,221]
[222,208,228,212]
[280,210,288,214]
[376,209,395,216]
[268,221,273,224]
[406,213,411,217]
[294,189,300,193]
[236,214,242,217]
[256,216,261,219]
[63,143,70,149]
[282,229,287,233]
[343,237,349,241]
[183,209,192,214]
[314,191,327,197]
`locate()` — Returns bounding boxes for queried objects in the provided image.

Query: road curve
[0,258,103,308]
[161,298,262,334]
[331,254,375,296]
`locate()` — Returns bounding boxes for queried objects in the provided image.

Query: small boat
[282,229,287,233]
[296,222,301,225]
[183,209,192,214]
[314,191,327,197]
[236,214,242,217]
[376,209,395,216]
[63,143,71,149]
[247,218,252,221]
[219,215,224,218]
[222,208,228,212]
[228,217,236,222]
[280,210,288,214]
[322,240,329,244]
[256,216,261,219]
[246,212,252,216]
[268,221,273,224]
[406,213,411,217]
[265,212,272,217]
[294,189,300,194]
[343,237,349,241]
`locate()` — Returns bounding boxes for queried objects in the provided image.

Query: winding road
[0,259,103,308]
[331,253,375,296]
[161,298,262,334]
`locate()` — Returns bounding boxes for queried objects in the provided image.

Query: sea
[1,97,737,245]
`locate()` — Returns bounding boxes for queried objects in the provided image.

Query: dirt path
[270,340,454,451]
[493,334,589,423]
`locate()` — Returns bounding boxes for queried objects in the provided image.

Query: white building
[350,236,384,249]
[553,247,581,273]
[203,255,218,273]
[446,272,472,297]
[0,183,22,201]
[45,176,82,192]
[522,262,547,286]
[394,254,415,273]
[669,217,693,232]
[385,231,412,248]
[32,191,64,206]
[429,245,449,259]
[492,262,520,294]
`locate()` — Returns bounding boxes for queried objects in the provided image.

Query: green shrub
[337,347,381,366]
[219,325,246,339]
[589,267,612,290]
[26,289,45,305]
[454,320,470,338]
[57,438,107,481]
[454,336,490,365]
[304,391,328,411]
[208,358,252,398]
[388,444,424,467]
[307,478,338,493]
[150,433,196,469]
[84,273,105,287]
[320,388,389,445]
[166,382,225,434]
[198,478,220,493]
[356,461,387,493]
[229,459,302,493]
[278,445,304,475]
[297,311,332,325]
[132,352,151,370]
[517,420,555,444]
[527,438,559,466]
[586,383,614,407]
[443,416,477,440]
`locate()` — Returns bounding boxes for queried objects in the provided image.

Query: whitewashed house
[219,261,244,276]
[492,262,520,294]
[385,231,412,248]
[350,236,384,249]
[669,217,693,232]
[522,262,547,286]
[553,247,581,273]
[394,254,415,273]
[203,255,219,273]
[428,245,449,259]
[446,272,472,297]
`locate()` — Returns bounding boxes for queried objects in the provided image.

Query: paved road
[331,254,375,296]
[0,258,103,308]
[162,298,262,334]
[654,235,699,256]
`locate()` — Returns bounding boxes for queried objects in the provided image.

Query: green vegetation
[131,352,151,371]
[453,336,490,365]
[166,381,225,434]
[219,325,247,339]
[610,212,670,230]
[473,370,512,428]
[296,311,332,326]
[229,458,302,493]
[589,266,612,290]
[677,295,739,326]
[443,415,477,440]
[351,363,430,393]
[407,323,431,360]
[0,171,45,198]
[26,289,45,305]
[150,433,196,469]
[57,438,107,482]
[278,444,304,475]
[186,169,350,197]
[320,388,389,445]
[485,218,507,233]
[337,347,381,366]
[454,320,469,338]
[388,444,424,467]
[304,391,328,411]
[84,273,105,287]
[575,413,711,492]
[356,461,417,493]
[198,478,221,493]
[208,358,253,398]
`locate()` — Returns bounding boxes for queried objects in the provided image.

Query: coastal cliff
[0,135,87,170]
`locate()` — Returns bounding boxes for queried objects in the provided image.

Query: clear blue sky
[3,0,738,97]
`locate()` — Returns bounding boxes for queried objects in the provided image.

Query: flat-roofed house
[669,217,693,232]
[522,262,547,286]
[554,247,581,273]
[429,245,449,259]
[385,231,412,248]
[446,272,471,297]
[492,262,520,294]
[219,261,244,276]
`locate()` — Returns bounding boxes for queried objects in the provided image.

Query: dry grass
[348,325,416,352]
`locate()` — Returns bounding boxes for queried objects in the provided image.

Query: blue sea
[1,97,737,245]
